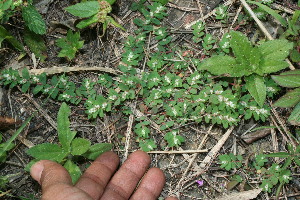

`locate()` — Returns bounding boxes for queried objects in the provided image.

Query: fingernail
[30,161,44,184]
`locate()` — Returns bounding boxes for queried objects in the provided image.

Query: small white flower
[33,76,39,83]
[152,77,159,82]
[60,77,67,84]
[215,90,223,94]
[222,41,229,49]
[226,101,236,108]
[172,107,177,116]
[62,94,71,99]
[127,80,133,85]
[164,76,171,84]
[241,101,247,107]
[122,91,129,99]
[102,102,108,109]
[20,79,27,84]
[267,87,275,92]
[165,88,172,93]
[127,52,134,62]
[44,88,50,93]
[109,95,117,100]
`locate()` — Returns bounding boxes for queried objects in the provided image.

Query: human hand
[30,150,178,200]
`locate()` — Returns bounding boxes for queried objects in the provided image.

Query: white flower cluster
[190,74,201,85]
[2,73,16,81]
[32,76,39,83]
[266,87,276,92]
[62,94,71,99]
[217,95,236,108]
[249,106,268,115]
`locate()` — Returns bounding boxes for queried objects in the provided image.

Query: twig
[147,149,208,154]
[175,126,212,192]
[197,126,234,174]
[29,65,121,76]
[123,103,136,161]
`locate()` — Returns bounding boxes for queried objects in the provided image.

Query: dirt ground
[0,0,300,199]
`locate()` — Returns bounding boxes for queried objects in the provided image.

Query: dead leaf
[214,188,262,200]
[0,116,21,130]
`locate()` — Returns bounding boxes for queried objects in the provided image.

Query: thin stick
[147,149,208,154]
[29,65,121,76]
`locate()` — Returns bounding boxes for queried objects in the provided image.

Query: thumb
[30,160,72,189]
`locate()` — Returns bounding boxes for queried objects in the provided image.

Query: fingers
[75,151,120,199]
[130,167,165,200]
[30,160,93,200]
[30,160,72,189]
[100,150,151,199]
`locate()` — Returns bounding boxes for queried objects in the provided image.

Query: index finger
[75,151,120,200]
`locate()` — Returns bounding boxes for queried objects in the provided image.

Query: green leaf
[139,139,157,152]
[106,0,116,5]
[76,15,99,29]
[198,55,250,77]
[22,5,46,35]
[106,16,126,31]
[65,1,100,18]
[21,82,31,93]
[0,25,24,51]
[26,143,68,163]
[247,1,287,27]
[230,31,259,68]
[164,130,185,147]
[245,75,266,107]
[288,102,300,125]
[32,85,43,94]
[23,29,47,61]
[258,40,293,61]
[57,102,77,151]
[271,70,300,88]
[273,88,300,108]
[83,143,112,160]
[64,160,81,184]
[56,30,84,60]
[71,138,91,155]
[266,152,290,158]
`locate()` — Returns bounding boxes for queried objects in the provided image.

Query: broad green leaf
[22,5,46,35]
[57,102,77,151]
[32,84,43,94]
[248,1,287,27]
[139,139,157,152]
[273,88,300,108]
[26,143,68,162]
[245,75,266,107]
[271,70,300,88]
[56,30,84,60]
[64,160,81,184]
[288,102,300,126]
[21,68,30,79]
[21,82,31,93]
[230,31,259,68]
[23,29,47,61]
[198,55,251,77]
[258,40,293,60]
[0,25,24,51]
[65,1,100,18]
[76,15,99,29]
[83,143,112,160]
[71,138,91,155]
[259,60,289,74]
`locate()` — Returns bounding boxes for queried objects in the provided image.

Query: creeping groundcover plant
[0,2,294,152]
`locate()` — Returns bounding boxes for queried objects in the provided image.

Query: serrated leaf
[23,29,47,61]
[22,5,46,35]
[230,31,260,68]
[198,55,250,77]
[245,75,266,107]
[288,102,300,125]
[271,70,300,88]
[83,143,112,160]
[259,60,289,75]
[0,25,24,51]
[64,160,81,184]
[26,143,68,163]
[65,1,100,18]
[57,102,77,151]
[258,40,293,60]
[56,30,84,60]
[71,138,91,155]
[273,88,300,108]
[248,1,287,27]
